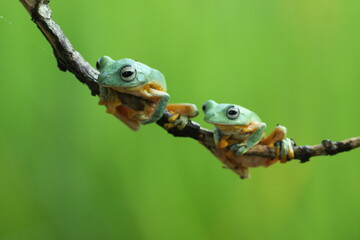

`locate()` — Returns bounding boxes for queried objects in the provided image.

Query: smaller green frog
[96,56,198,130]
[202,100,294,179]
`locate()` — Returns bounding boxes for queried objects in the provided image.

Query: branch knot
[322,139,338,155]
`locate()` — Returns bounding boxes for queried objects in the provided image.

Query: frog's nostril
[102,56,114,63]
[202,103,207,112]
[98,56,115,69]
[96,59,101,70]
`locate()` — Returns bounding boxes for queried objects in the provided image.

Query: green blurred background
[1,0,360,239]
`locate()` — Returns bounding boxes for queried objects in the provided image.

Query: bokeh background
[1,0,360,239]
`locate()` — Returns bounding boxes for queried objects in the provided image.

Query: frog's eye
[120,65,137,82]
[96,59,101,70]
[226,106,240,120]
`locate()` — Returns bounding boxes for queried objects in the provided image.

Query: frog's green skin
[96,56,169,130]
[203,100,266,154]
[202,100,294,179]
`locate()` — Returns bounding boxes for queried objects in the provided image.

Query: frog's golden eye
[120,65,137,82]
[226,106,240,120]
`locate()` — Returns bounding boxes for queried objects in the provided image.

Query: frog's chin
[205,121,239,126]
[110,85,144,93]
[215,124,248,135]
[115,91,156,111]
[214,123,247,129]
[105,85,166,123]
[110,86,158,101]
[105,86,150,105]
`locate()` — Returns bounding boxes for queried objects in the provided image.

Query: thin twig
[20,0,360,172]
[20,0,99,95]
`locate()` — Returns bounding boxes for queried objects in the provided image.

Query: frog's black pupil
[228,110,238,115]
[122,71,134,78]
[202,104,206,111]
[96,60,100,70]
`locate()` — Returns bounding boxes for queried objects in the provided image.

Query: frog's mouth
[111,85,144,95]
[215,124,247,130]
[99,82,170,126]
[115,91,155,111]
[103,87,162,123]
[110,83,165,105]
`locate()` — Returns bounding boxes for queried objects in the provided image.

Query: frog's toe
[168,113,180,122]
[163,114,189,130]
[285,138,295,159]
[275,138,294,163]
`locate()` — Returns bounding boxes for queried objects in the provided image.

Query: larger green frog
[96,56,197,130]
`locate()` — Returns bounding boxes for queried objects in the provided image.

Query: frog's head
[96,56,169,127]
[96,56,166,91]
[202,100,250,126]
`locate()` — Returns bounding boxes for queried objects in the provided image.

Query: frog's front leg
[140,88,170,124]
[261,125,294,163]
[229,123,266,155]
[213,129,231,149]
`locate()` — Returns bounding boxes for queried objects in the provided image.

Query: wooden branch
[20,0,99,95]
[20,0,360,172]
[157,112,360,163]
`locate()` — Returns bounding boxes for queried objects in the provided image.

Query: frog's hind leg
[163,104,199,129]
[114,105,141,131]
[261,125,287,147]
[166,103,199,118]
[265,158,279,167]
[275,138,295,163]
[261,125,294,163]
[233,165,250,179]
